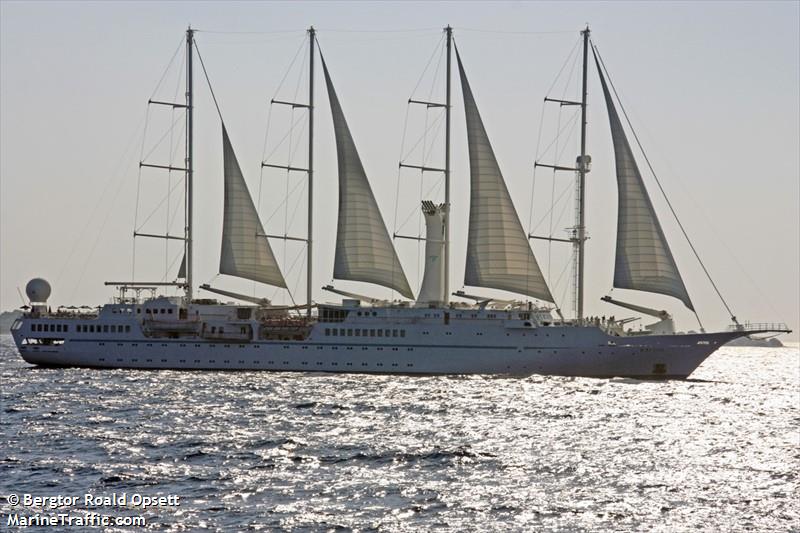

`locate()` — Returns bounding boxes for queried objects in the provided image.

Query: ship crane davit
[601,295,675,335]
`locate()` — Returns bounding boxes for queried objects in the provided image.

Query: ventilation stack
[416,201,447,306]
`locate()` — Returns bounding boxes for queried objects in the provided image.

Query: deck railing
[727,322,790,332]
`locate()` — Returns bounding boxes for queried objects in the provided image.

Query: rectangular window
[56,325,61,332]
[64,325,69,332]
[103,325,109,333]
[325,328,330,336]
[370,329,375,337]
[339,328,345,336]
[378,329,383,337]
[400,330,405,337]
[355,329,361,337]
[110,325,116,333]
[385,329,391,337]
[347,329,353,336]
[392,329,398,337]
[168,308,173,314]
[125,325,131,333]
[89,325,94,333]
[332,329,338,336]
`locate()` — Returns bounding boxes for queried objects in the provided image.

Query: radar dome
[26,278,51,303]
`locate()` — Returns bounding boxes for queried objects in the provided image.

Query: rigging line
[258,104,274,212]
[554,250,574,314]
[285,177,308,240]
[270,37,308,101]
[58,104,148,289]
[193,39,224,120]
[555,109,580,162]
[529,98,548,231]
[422,111,446,167]
[72,153,140,301]
[135,176,186,232]
[393,104,411,235]
[140,111,186,163]
[278,246,305,306]
[263,112,310,163]
[160,249,184,282]
[692,310,705,332]
[426,39,445,102]
[195,29,306,34]
[534,109,580,161]
[400,110,445,162]
[544,36,581,98]
[410,34,446,98]
[150,36,185,100]
[531,181,573,234]
[594,43,738,322]
[262,179,305,227]
[459,27,576,35]
[317,27,440,33]
[551,181,574,236]
[166,50,184,280]
[132,103,150,282]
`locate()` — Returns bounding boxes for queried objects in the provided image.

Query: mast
[444,25,452,305]
[185,27,194,303]
[307,26,315,316]
[575,26,589,321]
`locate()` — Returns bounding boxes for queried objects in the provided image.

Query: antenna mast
[185,27,195,303]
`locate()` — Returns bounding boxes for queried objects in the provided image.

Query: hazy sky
[1,1,798,338]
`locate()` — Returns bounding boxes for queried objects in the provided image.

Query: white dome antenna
[25,278,51,304]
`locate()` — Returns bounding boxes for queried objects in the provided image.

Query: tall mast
[185,27,194,303]
[576,26,590,320]
[307,26,315,316]
[444,25,452,304]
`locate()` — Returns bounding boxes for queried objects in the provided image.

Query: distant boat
[10,26,790,377]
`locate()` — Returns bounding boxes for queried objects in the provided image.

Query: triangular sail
[177,253,186,279]
[594,53,694,311]
[219,125,287,288]
[456,51,554,303]
[321,56,414,300]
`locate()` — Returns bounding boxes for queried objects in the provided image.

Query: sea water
[1,335,797,531]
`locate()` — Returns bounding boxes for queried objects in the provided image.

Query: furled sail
[594,53,694,311]
[219,125,287,288]
[321,56,414,299]
[456,50,554,302]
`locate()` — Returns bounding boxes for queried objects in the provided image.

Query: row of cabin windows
[33,323,69,333]
[323,327,405,338]
[76,324,132,333]
[143,308,173,315]
[320,308,350,322]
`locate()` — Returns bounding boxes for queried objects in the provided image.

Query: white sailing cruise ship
[11,27,789,378]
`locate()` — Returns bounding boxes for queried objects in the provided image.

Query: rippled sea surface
[1,335,798,532]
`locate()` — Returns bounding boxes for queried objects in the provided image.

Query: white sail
[456,51,554,303]
[595,56,694,311]
[219,125,287,288]
[321,56,414,300]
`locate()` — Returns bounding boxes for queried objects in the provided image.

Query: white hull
[10,303,743,378]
